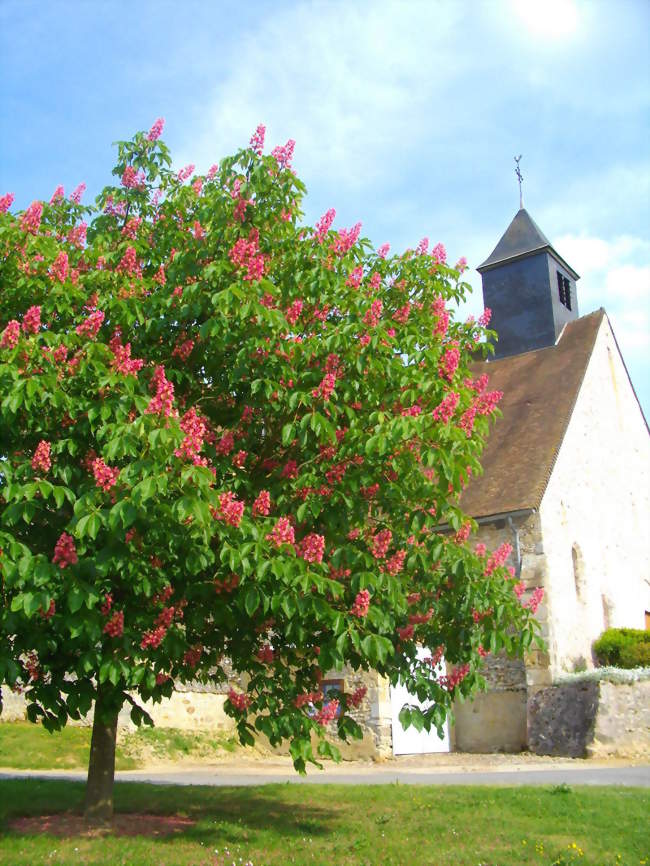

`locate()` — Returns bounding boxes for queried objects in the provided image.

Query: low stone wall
[528,678,650,757]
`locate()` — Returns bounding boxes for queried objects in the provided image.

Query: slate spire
[478,208,580,359]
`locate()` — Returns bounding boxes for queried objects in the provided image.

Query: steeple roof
[477,208,579,279]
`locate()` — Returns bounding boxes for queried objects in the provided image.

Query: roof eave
[477,244,580,281]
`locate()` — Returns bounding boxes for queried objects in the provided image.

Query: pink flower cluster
[384,549,406,575]
[67,222,87,248]
[331,222,361,256]
[440,663,469,691]
[0,192,14,213]
[455,256,468,273]
[350,589,370,617]
[20,201,43,233]
[174,407,207,465]
[347,686,367,708]
[299,533,325,564]
[370,528,392,559]
[92,458,120,492]
[252,490,271,517]
[177,164,195,183]
[109,330,144,375]
[145,365,175,416]
[214,492,245,528]
[314,208,335,243]
[257,644,274,663]
[147,117,165,141]
[285,299,303,325]
[32,441,52,473]
[312,372,336,401]
[431,242,447,265]
[140,626,166,650]
[22,305,41,335]
[228,229,265,282]
[377,242,390,258]
[363,299,383,328]
[50,251,68,283]
[228,689,252,712]
[315,699,339,725]
[103,610,124,638]
[70,183,86,203]
[346,266,363,288]
[1,320,20,349]
[53,532,77,568]
[478,307,492,327]
[121,166,145,188]
[271,139,295,169]
[523,587,544,613]
[76,310,105,340]
[439,343,460,381]
[432,391,459,424]
[122,217,142,239]
[116,246,141,277]
[392,303,411,324]
[484,542,513,576]
[249,123,266,155]
[266,517,295,548]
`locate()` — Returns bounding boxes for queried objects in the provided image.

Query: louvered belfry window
[557,271,572,310]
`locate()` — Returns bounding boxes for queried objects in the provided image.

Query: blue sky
[1,0,648,415]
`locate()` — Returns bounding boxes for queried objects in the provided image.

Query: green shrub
[593,628,650,669]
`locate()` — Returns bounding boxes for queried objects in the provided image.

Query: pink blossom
[103,610,124,638]
[228,688,251,712]
[346,266,363,288]
[455,256,468,273]
[67,222,87,248]
[485,542,513,576]
[312,372,336,401]
[49,186,64,204]
[109,330,144,375]
[432,391,460,423]
[384,549,406,575]
[347,686,367,708]
[299,533,325,564]
[478,307,492,327]
[0,192,15,213]
[266,517,295,548]
[145,365,176,417]
[1,320,20,349]
[285,299,303,326]
[314,208,336,243]
[116,246,141,277]
[252,490,271,517]
[174,407,207,466]
[315,699,339,725]
[524,587,544,613]
[439,344,460,381]
[92,458,120,492]
[177,164,195,183]
[50,251,68,283]
[32,440,51,473]
[257,644,274,664]
[392,303,411,324]
[249,123,266,155]
[70,183,86,203]
[20,201,43,233]
[22,305,41,335]
[371,528,392,559]
[271,139,295,169]
[363,299,383,328]
[147,117,165,141]
[416,237,429,255]
[207,163,219,180]
[475,543,487,556]
[52,532,77,568]
[431,242,447,265]
[350,590,370,617]
[377,243,390,259]
[331,222,361,256]
[122,166,145,189]
[76,310,105,340]
[122,217,142,239]
[215,492,245,527]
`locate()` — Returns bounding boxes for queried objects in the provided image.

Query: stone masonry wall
[528,679,650,758]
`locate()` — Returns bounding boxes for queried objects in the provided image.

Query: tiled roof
[459,309,605,519]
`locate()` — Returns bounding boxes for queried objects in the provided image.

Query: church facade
[356,207,650,755]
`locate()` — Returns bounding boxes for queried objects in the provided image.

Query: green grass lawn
[0,721,239,771]
[0,779,647,866]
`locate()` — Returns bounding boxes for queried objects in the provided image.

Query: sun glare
[511,0,580,40]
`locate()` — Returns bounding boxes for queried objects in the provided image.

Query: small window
[557,271,572,310]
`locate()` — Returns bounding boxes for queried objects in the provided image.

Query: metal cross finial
[514,155,524,209]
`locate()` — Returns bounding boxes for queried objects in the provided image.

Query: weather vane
[514,155,524,209]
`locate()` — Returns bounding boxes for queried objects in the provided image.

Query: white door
[390,647,450,755]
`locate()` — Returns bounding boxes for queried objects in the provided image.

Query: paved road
[3,764,649,787]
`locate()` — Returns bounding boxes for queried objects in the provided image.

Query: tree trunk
[84,685,119,826]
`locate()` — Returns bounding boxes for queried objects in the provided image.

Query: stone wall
[528,678,650,758]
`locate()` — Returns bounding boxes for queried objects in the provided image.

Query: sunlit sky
[1,0,648,415]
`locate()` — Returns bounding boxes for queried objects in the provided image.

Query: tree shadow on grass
[0,779,340,845]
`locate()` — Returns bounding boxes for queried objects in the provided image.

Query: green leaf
[68,587,84,614]
[244,586,260,616]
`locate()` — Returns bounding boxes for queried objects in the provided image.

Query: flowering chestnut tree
[0,120,540,822]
